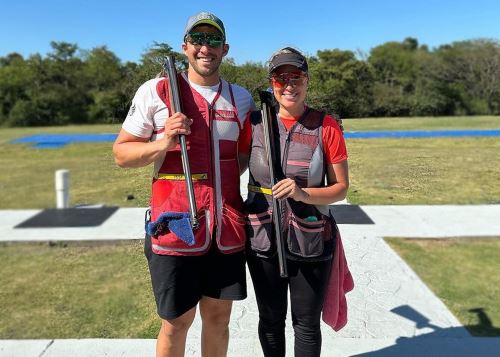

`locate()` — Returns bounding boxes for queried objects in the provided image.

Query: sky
[1,0,499,65]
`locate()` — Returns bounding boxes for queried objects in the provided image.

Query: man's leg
[199,296,233,357]
[156,306,196,357]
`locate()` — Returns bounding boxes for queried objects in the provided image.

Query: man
[113,11,255,357]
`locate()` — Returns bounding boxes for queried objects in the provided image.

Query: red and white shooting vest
[150,75,246,256]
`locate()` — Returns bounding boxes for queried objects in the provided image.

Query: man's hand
[162,112,193,151]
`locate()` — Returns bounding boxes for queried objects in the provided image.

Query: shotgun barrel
[259,90,288,278]
[164,56,199,229]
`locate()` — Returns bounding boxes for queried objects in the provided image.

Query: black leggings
[247,254,332,357]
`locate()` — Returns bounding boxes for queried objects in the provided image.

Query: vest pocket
[287,213,325,258]
[219,204,246,250]
[246,210,273,253]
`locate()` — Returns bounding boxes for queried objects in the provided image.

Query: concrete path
[1,201,500,355]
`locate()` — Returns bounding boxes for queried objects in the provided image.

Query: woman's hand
[272,178,309,202]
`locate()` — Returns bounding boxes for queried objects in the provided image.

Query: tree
[0,53,32,125]
[137,42,186,83]
[367,37,444,116]
[82,46,129,123]
[22,41,91,125]
[409,50,454,116]
[307,49,374,118]
[83,46,122,90]
[220,58,268,104]
[435,39,500,115]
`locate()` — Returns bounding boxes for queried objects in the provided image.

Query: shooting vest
[246,108,336,261]
[150,74,245,256]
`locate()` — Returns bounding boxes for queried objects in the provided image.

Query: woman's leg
[247,254,289,357]
[289,259,332,357]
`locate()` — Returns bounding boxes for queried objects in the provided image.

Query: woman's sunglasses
[185,32,224,48]
[269,72,307,88]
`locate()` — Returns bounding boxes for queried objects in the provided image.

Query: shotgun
[163,56,199,229]
[259,90,288,278]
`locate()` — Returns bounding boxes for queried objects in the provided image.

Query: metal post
[55,169,70,209]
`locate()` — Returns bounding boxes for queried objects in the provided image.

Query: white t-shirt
[122,74,256,141]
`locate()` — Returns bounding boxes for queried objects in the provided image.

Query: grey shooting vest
[245,108,336,261]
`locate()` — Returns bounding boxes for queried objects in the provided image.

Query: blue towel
[146,212,196,246]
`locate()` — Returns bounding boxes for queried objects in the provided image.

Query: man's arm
[113,129,167,168]
[238,152,249,175]
[113,112,192,168]
[237,111,252,175]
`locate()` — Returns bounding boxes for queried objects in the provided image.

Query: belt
[157,173,208,180]
[248,184,272,195]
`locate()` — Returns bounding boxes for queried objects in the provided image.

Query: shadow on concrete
[14,207,118,228]
[352,305,500,357]
[329,205,374,224]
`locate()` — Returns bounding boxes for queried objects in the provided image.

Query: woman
[242,47,349,356]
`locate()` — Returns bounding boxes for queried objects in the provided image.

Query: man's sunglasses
[269,72,307,88]
[185,32,224,48]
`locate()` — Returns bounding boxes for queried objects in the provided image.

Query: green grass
[0,241,159,339]
[343,116,500,205]
[1,116,500,208]
[385,237,500,337]
[346,136,500,204]
[0,124,152,208]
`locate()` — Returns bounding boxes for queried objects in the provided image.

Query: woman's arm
[272,160,349,205]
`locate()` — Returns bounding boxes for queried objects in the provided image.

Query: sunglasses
[185,32,224,48]
[269,72,307,88]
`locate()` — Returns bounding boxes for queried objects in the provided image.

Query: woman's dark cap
[268,51,308,74]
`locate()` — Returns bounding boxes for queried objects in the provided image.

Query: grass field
[0,124,151,209]
[1,116,499,208]
[344,116,500,204]
[0,241,159,339]
[385,237,500,337]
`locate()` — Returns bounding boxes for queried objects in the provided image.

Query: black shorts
[144,234,247,320]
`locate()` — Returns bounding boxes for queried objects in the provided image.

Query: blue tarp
[10,130,500,148]
[343,129,500,139]
[11,134,118,148]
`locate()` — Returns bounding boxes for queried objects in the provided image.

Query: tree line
[1,37,499,126]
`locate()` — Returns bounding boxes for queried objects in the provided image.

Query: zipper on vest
[282,132,291,177]
[280,131,292,229]
[208,104,218,233]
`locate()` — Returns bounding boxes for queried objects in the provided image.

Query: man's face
[182,25,228,80]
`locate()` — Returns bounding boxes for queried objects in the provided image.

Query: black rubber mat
[329,205,374,224]
[15,207,119,228]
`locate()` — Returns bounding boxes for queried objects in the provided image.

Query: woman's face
[269,64,308,114]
